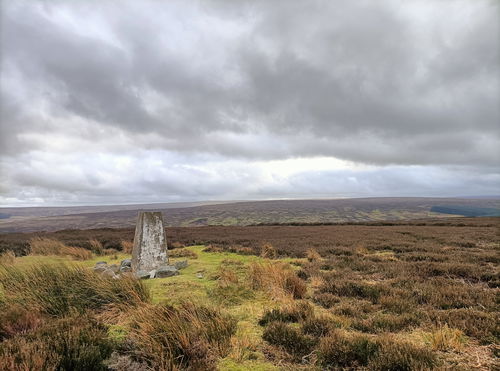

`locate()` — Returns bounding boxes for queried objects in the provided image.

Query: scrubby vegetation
[0,263,235,370]
[29,237,92,260]
[126,303,236,370]
[0,217,498,369]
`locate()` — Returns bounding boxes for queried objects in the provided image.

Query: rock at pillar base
[131,211,168,272]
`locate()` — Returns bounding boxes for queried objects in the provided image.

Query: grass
[0,218,498,370]
[422,325,468,351]
[0,246,276,370]
[29,237,92,260]
[0,264,149,316]
[127,302,237,370]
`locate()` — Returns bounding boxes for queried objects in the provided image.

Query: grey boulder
[102,269,118,278]
[94,266,108,273]
[174,260,188,270]
[155,265,179,278]
[135,270,152,279]
[120,259,132,268]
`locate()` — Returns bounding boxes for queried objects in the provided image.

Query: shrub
[302,316,339,337]
[228,245,254,255]
[427,308,499,344]
[259,308,299,326]
[169,248,198,259]
[0,240,29,257]
[285,274,308,299]
[306,248,321,262]
[0,264,150,316]
[29,238,92,260]
[296,269,310,280]
[170,241,185,249]
[317,331,437,370]
[262,322,317,360]
[0,305,43,340]
[352,312,423,333]
[379,294,415,314]
[321,280,384,303]
[202,245,224,253]
[332,300,376,317]
[317,330,379,368]
[128,302,236,370]
[412,279,497,310]
[0,315,114,371]
[312,292,339,308]
[259,302,313,326]
[260,243,278,259]
[369,336,438,370]
[101,239,122,251]
[0,335,59,371]
[248,262,307,299]
[105,353,149,371]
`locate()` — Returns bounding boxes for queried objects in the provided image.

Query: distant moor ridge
[0,197,499,233]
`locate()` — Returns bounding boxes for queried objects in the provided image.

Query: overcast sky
[1,0,499,206]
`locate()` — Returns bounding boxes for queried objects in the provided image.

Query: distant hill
[430,205,500,217]
[0,200,237,219]
[1,197,499,233]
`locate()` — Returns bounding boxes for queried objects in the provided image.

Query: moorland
[1,197,499,233]
[0,216,498,370]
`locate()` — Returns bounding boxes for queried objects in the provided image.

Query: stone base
[93,259,188,280]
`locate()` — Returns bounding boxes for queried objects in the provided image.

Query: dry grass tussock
[248,262,306,300]
[423,325,468,351]
[0,264,149,316]
[260,242,278,259]
[89,238,104,255]
[0,262,237,371]
[0,251,15,265]
[208,267,255,306]
[29,237,92,260]
[212,266,239,287]
[0,263,148,370]
[306,248,322,262]
[120,240,133,254]
[127,302,236,370]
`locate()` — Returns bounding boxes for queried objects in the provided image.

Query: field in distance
[1,197,499,233]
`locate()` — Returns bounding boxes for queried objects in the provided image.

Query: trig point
[131,211,168,272]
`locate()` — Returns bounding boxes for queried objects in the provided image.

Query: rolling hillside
[1,197,499,233]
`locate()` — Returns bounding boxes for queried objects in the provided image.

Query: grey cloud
[0,0,499,205]
[2,0,498,164]
[264,166,500,199]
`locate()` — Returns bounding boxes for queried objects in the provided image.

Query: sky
[1,0,499,206]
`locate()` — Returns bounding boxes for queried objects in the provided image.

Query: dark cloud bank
[1,0,499,205]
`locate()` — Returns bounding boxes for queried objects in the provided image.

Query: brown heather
[0,216,498,369]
